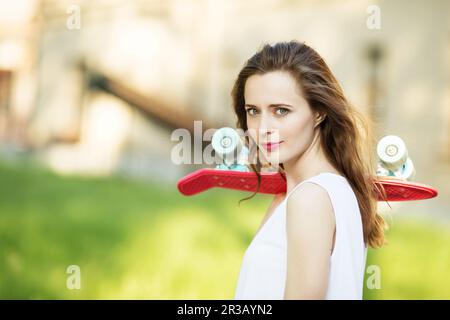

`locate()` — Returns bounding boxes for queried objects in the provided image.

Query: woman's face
[244,70,320,167]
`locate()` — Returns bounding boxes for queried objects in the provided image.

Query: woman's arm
[283,182,335,300]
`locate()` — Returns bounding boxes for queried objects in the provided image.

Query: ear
[314,112,326,128]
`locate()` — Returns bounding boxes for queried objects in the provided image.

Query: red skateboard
[177,169,438,202]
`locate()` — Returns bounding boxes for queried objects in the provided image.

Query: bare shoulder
[287,182,331,204]
[286,182,334,222]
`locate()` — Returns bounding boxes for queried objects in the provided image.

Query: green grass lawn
[0,160,449,299]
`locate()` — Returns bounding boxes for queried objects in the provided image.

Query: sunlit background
[0,0,449,299]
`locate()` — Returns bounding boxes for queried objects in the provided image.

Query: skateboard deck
[177,169,438,201]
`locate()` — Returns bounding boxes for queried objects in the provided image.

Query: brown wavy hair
[231,40,388,248]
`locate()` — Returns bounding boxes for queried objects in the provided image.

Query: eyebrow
[244,103,293,108]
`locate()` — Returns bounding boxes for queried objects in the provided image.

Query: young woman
[232,40,387,300]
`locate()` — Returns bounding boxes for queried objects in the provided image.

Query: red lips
[262,141,283,152]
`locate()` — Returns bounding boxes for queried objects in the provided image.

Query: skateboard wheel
[377,135,408,171]
[212,127,243,166]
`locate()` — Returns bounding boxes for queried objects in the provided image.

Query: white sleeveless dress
[234,172,368,300]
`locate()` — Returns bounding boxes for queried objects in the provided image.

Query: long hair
[231,40,388,248]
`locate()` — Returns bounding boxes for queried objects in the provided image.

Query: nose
[258,113,278,142]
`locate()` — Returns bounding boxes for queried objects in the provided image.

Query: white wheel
[212,127,243,166]
[377,135,408,171]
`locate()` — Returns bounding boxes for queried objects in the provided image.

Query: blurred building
[0,0,449,218]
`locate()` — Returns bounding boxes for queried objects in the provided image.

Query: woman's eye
[246,108,257,116]
[276,108,289,115]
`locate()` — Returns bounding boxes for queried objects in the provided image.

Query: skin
[244,70,339,299]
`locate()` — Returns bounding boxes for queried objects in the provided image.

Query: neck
[282,130,339,194]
